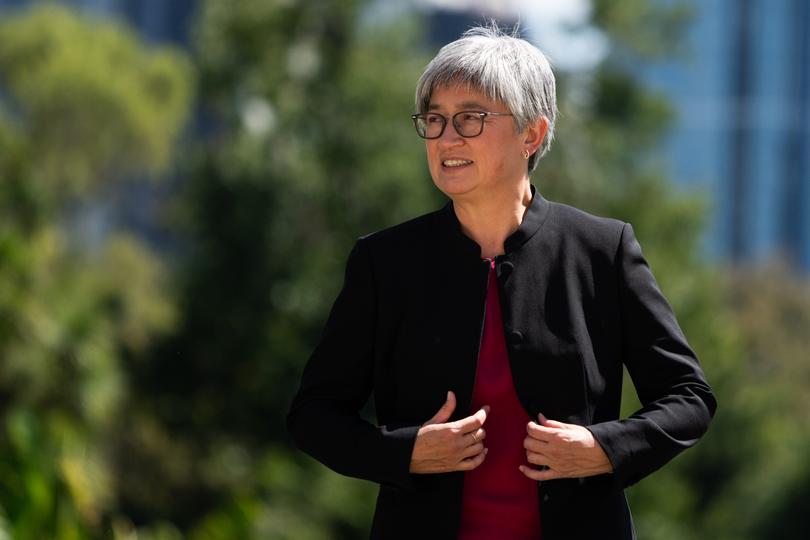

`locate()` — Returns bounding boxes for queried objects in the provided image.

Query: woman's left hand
[519,414,614,481]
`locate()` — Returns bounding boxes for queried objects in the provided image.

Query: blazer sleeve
[286,238,420,490]
[587,223,717,488]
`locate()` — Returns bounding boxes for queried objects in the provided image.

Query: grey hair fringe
[415,24,558,171]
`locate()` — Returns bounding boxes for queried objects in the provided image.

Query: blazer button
[496,261,514,281]
[508,330,523,345]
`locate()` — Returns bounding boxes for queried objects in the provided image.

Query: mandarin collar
[438,184,551,259]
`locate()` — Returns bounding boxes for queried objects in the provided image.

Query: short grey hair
[415,25,558,172]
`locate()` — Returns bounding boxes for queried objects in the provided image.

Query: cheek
[492,147,523,177]
[426,144,441,171]
[488,154,512,178]
[425,142,436,161]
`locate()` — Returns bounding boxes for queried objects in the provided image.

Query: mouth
[442,159,474,169]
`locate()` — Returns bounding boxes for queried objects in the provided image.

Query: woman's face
[424,85,536,203]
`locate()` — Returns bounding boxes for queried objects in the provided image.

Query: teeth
[443,159,473,167]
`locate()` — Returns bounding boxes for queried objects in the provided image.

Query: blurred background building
[2,1,810,539]
[0,0,196,44]
[410,0,810,272]
[642,0,810,271]
[0,0,198,252]
[1,0,808,272]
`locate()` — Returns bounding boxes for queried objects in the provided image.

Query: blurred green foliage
[0,0,809,539]
[0,5,192,199]
[0,4,190,539]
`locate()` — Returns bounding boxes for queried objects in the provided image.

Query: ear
[523,117,548,155]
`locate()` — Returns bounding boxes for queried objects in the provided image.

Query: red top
[458,259,541,540]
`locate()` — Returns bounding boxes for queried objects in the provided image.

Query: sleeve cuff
[379,423,422,491]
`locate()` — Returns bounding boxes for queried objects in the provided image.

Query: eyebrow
[428,100,490,111]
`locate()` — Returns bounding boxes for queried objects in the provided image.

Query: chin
[432,173,477,196]
[433,180,476,199]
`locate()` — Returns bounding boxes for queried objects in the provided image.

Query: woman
[287,26,716,540]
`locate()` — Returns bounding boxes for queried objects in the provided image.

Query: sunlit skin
[425,85,530,198]
[424,84,546,258]
[409,86,613,480]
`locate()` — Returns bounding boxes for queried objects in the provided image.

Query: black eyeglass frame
[410,110,514,139]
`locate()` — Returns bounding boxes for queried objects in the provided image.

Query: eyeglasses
[411,110,514,139]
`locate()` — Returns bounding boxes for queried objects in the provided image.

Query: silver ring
[471,432,479,443]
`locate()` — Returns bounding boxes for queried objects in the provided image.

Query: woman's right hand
[409,391,489,474]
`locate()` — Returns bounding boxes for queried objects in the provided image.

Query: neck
[452,181,533,259]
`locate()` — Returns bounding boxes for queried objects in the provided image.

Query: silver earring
[523,149,530,159]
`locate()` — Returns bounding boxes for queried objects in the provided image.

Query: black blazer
[287,187,716,540]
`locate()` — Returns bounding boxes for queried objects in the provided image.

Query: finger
[538,413,569,430]
[455,406,490,432]
[525,450,550,467]
[424,391,457,425]
[519,464,558,481]
[460,442,485,459]
[523,435,548,453]
[463,428,486,447]
[454,412,485,433]
[526,422,556,442]
[458,448,488,471]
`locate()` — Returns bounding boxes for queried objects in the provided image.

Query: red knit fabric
[458,260,541,540]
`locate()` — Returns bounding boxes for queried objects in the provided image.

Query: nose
[436,121,464,148]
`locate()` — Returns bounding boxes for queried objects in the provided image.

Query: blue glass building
[643,0,810,271]
[0,0,197,45]
[0,0,199,250]
[4,0,808,271]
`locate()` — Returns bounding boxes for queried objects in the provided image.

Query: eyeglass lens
[415,112,484,139]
